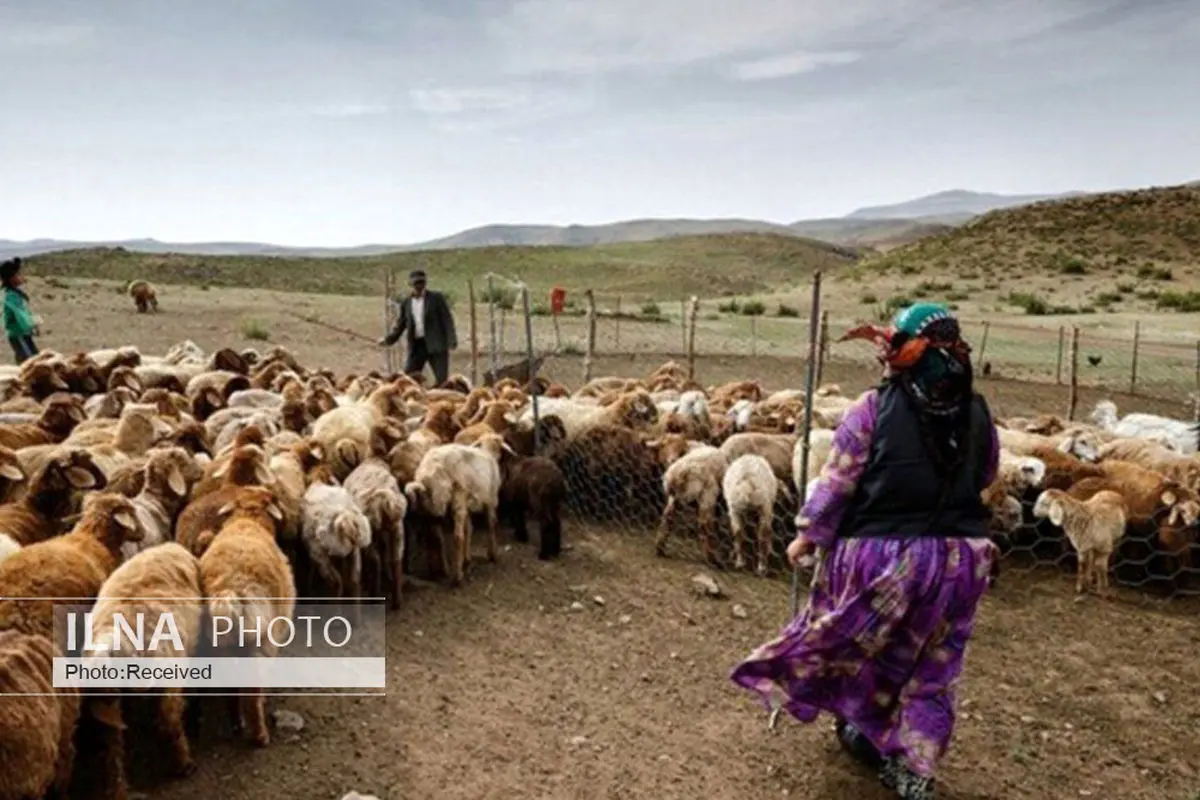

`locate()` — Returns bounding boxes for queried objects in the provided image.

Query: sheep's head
[473,433,516,463]
[1057,432,1099,463]
[214,443,274,487]
[368,420,406,458]
[989,495,1023,535]
[1010,457,1046,491]
[1088,400,1119,430]
[190,386,225,421]
[239,348,261,367]
[107,366,143,394]
[139,388,186,419]
[618,391,659,428]
[439,374,472,394]
[118,403,175,447]
[423,402,460,442]
[217,486,285,530]
[0,375,24,403]
[144,446,201,502]
[815,384,842,398]
[644,433,692,467]
[367,383,408,419]
[39,393,86,436]
[209,348,250,375]
[498,387,526,406]
[1026,415,1065,436]
[649,375,681,392]
[22,362,70,399]
[66,356,105,394]
[170,420,212,456]
[543,382,569,399]
[1031,489,1065,527]
[79,492,144,547]
[0,446,25,498]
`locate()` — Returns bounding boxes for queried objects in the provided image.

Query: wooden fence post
[815,309,829,389]
[486,276,498,379]
[1067,326,1080,421]
[1055,326,1065,384]
[1129,320,1140,395]
[467,280,478,387]
[381,269,393,374]
[499,307,507,358]
[680,298,687,355]
[521,287,540,452]
[614,296,622,351]
[977,321,991,365]
[686,296,699,381]
[584,290,597,384]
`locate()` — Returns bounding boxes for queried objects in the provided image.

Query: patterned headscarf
[840,303,973,416]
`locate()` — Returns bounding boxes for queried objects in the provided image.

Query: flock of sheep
[0,338,1195,799]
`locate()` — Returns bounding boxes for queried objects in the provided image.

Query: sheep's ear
[114,510,138,531]
[1055,437,1072,454]
[267,502,283,521]
[217,501,235,517]
[0,464,22,481]
[1167,507,1181,527]
[67,466,98,489]
[166,464,187,497]
[501,442,517,456]
[212,460,230,479]
[309,443,325,461]
[1161,489,1178,506]
[645,439,662,449]
[1046,501,1064,528]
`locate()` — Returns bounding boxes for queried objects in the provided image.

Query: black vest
[838,382,993,539]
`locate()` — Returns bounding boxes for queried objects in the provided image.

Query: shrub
[775,303,800,318]
[1137,265,1174,281]
[740,300,766,317]
[241,320,270,341]
[859,292,878,305]
[640,301,663,318]
[1156,291,1200,312]
[1007,292,1051,316]
[717,299,740,313]
[479,285,517,310]
[945,290,969,302]
[885,295,912,312]
[1059,256,1088,275]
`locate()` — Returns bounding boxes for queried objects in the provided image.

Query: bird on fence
[1087,355,1103,367]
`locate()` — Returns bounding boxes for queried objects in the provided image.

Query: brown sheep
[0,630,81,800]
[176,439,275,556]
[0,493,142,639]
[455,400,516,445]
[499,455,565,560]
[0,449,107,550]
[198,486,293,747]
[0,393,84,450]
[128,279,159,313]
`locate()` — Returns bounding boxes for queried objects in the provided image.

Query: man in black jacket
[377,269,457,385]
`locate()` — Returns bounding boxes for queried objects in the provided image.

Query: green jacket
[3,288,36,339]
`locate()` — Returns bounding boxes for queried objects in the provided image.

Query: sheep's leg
[486,505,499,563]
[241,690,270,747]
[312,551,343,598]
[512,501,530,543]
[91,696,128,800]
[698,499,718,567]
[1074,549,1085,594]
[451,503,469,586]
[755,509,772,577]
[158,690,196,777]
[655,496,677,557]
[390,520,404,609]
[730,511,746,571]
[1097,552,1111,597]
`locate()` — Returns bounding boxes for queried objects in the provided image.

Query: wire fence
[380,269,1200,601]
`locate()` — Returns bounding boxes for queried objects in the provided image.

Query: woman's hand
[786,533,817,567]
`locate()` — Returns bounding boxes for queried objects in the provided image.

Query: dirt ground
[23,280,1200,800]
[133,526,1200,800]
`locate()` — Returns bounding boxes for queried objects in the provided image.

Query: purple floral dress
[730,389,1000,779]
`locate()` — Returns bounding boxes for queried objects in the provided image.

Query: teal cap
[893,302,954,337]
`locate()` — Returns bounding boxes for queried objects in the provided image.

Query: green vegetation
[240,319,270,341]
[1156,290,1200,312]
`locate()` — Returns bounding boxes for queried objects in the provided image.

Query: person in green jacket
[2,258,40,364]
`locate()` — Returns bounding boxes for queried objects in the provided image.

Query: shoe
[835,719,883,771]
[884,760,935,800]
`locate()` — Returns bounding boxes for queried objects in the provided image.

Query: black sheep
[499,456,565,560]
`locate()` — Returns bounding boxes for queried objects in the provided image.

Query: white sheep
[301,478,373,600]
[344,455,408,609]
[792,429,836,495]
[1032,488,1127,596]
[654,440,728,565]
[1090,400,1196,454]
[404,434,510,586]
[722,454,780,576]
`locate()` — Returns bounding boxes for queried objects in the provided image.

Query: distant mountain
[408,218,800,249]
[0,238,406,260]
[845,189,1086,222]
[787,218,954,251]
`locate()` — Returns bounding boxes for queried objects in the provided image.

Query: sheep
[720,432,795,482]
[556,423,663,524]
[0,392,84,450]
[498,453,565,561]
[791,429,835,494]
[84,543,204,785]
[343,424,407,608]
[310,381,409,478]
[175,438,276,557]
[648,435,728,565]
[1097,437,1200,492]
[1032,489,1127,596]
[997,427,1100,463]
[128,279,159,313]
[404,434,512,586]
[0,493,142,639]
[982,482,1024,536]
[454,399,516,445]
[723,453,783,576]
[0,446,25,505]
[521,390,658,441]
[1090,400,1194,453]
[0,630,81,800]
[124,446,204,560]
[83,385,139,420]
[301,471,373,601]
[186,370,253,421]
[197,486,293,747]
[0,449,107,551]
[993,452,1047,496]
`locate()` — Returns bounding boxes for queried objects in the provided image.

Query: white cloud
[729,51,861,81]
[310,103,389,118]
[409,87,533,115]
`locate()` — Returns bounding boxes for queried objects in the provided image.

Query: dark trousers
[405,337,450,386]
[9,335,37,365]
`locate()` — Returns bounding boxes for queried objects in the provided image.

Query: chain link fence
[423,269,1200,600]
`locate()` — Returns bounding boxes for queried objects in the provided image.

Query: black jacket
[837,382,995,539]
[383,291,457,354]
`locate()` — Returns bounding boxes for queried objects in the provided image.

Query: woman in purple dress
[730,303,1000,800]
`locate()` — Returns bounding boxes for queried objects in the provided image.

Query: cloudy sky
[1,0,1195,246]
